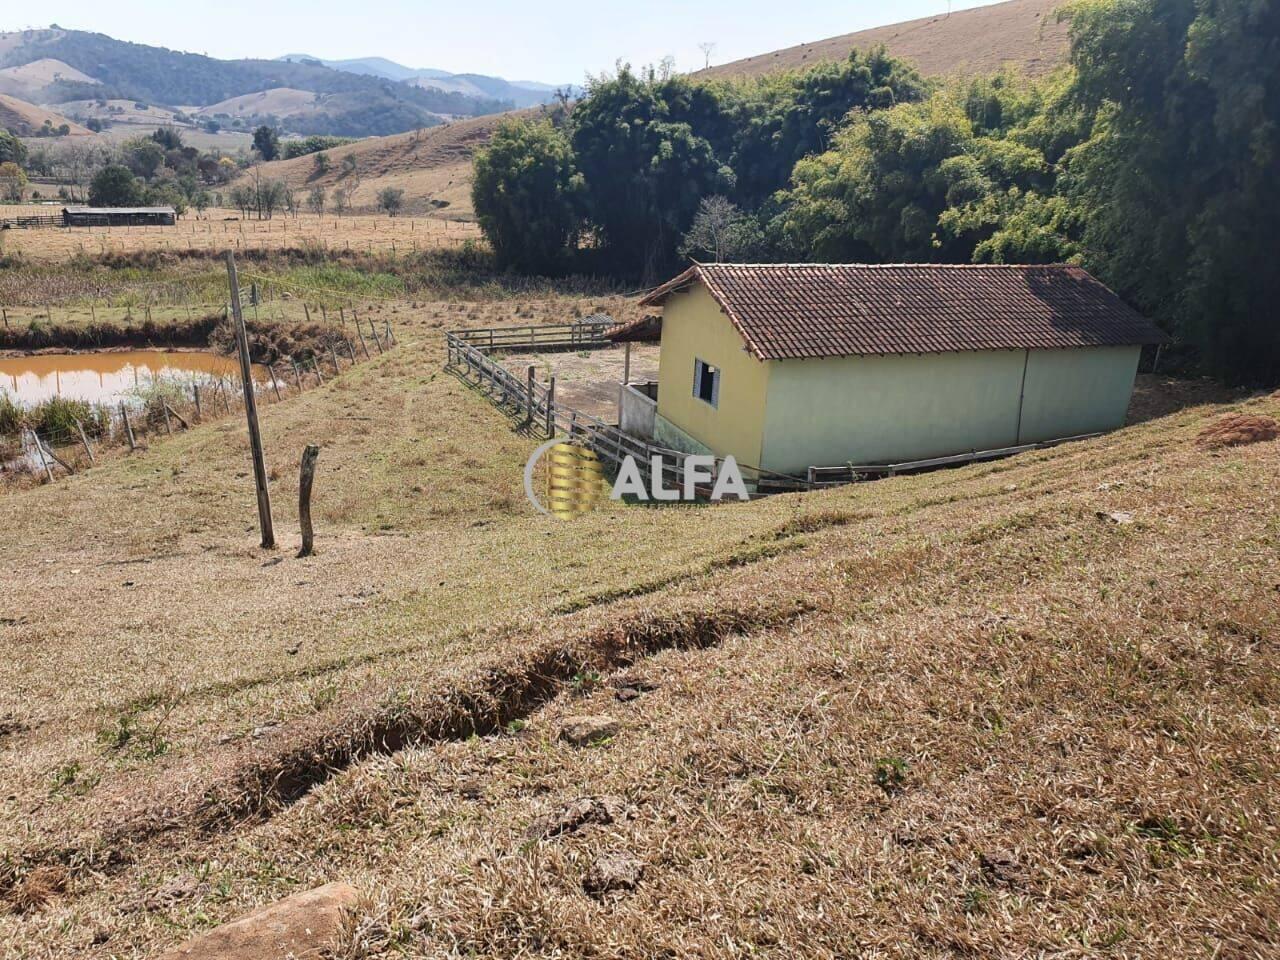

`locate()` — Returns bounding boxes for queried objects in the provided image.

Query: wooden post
[383,321,394,346]
[623,341,632,385]
[346,339,358,363]
[165,403,190,430]
[292,362,303,392]
[369,318,384,354]
[120,403,136,451]
[330,343,341,375]
[162,402,174,435]
[74,418,95,464]
[546,376,556,438]
[225,252,275,550]
[355,323,371,359]
[28,430,54,482]
[297,444,320,558]
[303,303,312,323]
[312,358,325,385]
[193,383,202,419]
[526,365,535,425]
[267,364,282,400]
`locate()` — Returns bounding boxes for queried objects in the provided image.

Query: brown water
[0,351,260,407]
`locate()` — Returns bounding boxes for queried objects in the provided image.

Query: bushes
[0,394,109,442]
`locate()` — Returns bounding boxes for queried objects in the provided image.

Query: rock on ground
[559,715,620,746]
[156,881,357,960]
[526,795,632,840]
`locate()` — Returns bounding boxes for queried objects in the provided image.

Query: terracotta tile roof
[604,314,663,343]
[639,263,1168,361]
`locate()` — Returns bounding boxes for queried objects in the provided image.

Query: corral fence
[2,319,397,484]
[0,214,62,230]
[444,323,808,496]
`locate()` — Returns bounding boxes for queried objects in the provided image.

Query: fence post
[369,318,384,354]
[74,418,95,465]
[267,365,282,401]
[120,403,137,451]
[545,376,556,438]
[297,444,320,558]
[526,366,535,426]
[225,251,275,550]
[292,362,303,392]
[193,383,202,419]
[356,322,371,359]
[27,429,54,482]
[330,343,341,375]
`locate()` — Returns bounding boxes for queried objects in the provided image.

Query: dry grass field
[0,264,1276,956]
[0,94,92,137]
[0,208,481,262]
[700,0,1071,81]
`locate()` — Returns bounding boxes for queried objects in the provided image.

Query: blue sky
[17,0,1004,83]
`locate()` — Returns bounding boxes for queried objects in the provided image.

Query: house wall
[654,284,770,469]
[1018,346,1141,441]
[757,345,1141,474]
[759,350,1027,474]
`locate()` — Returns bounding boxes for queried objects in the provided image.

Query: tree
[679,195,766,263]
[312,151,331,178]
[698,42,717,70]
[1064,0,1280,384]
[376,186,405,216]
[472,118,582,272]
[0,162,28,202]
[253,125,281,162]
[0,130,28,166]
[150,126,184,150]
[306,186,326,215]
[121,137,165,180]
[332,183,352,216]
[570,65,731,279]
[89,164,144,207]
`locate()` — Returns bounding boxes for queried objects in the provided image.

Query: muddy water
[0,351,262,407]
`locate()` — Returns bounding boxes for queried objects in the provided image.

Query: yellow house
[623,263,1167,477]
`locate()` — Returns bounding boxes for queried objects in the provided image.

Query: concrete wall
[1018,346,1140,442]
[654,284,770,469]
[760,350,1027,474]
[618,382,658,441]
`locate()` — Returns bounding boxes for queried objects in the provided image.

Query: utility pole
[225,251,275,549]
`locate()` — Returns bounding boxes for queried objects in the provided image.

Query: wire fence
[1,321,397,484]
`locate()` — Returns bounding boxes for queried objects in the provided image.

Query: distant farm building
[621,263,1168,476]
[62,206,176,227]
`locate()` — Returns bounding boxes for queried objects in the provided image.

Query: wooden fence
[444,326,807,495]
[0,214,62,230]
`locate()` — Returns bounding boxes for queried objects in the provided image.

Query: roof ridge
[700,262,1077,270]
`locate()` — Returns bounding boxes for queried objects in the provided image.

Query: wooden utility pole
[297,444,320,557]
[225,251,275,549]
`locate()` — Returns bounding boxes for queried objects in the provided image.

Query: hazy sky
[16,1,1003,82]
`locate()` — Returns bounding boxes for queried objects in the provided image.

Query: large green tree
[570,66,732,280]
[472,118,582,273]
[1065,0,1280,384]
[0,130,26,167]
[89,165,144,207]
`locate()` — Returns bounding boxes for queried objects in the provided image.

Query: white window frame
[693,358,720,409]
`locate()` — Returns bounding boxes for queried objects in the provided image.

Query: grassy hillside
[0,282,1274,954]
[700,0,1071,80]
[237,112,522,218]
[0,92,91,136]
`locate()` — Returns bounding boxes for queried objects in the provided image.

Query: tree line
[472,0,1280,386]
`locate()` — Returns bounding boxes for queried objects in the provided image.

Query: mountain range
[278,54,568,108]
[0,27,563,139]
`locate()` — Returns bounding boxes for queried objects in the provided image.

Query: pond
[0,351,261,408]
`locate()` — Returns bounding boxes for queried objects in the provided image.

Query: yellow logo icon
[524,440,608,518]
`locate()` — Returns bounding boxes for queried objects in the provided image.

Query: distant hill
[0,91,92,136]
[0,28,517,137]
[699,0,1071,80]
[280,54,567,109]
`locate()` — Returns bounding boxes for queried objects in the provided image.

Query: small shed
[636,263,1168,475]
[62,206,177,227]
